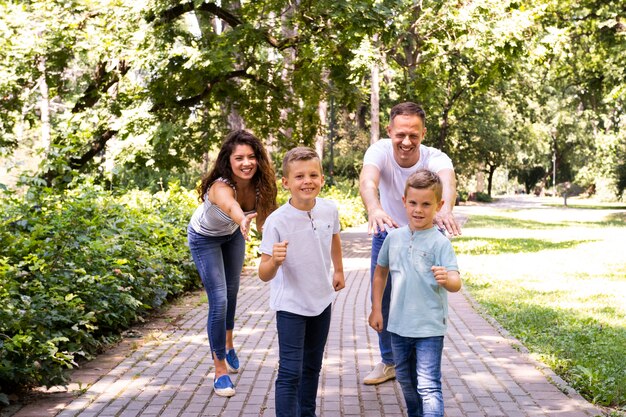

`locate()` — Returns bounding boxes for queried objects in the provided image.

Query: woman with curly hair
[188,130,277,397]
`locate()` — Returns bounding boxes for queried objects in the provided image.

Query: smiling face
[402,186,444,231]
[282,158,324,211]
[229,144,258,182]
[387,114,426,168]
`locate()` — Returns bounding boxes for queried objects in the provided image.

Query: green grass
[544,203,626,210]
[465,214,625,229]
[464,215,568,229]
[459,211,626,412]
[464,272,626,408]
[453,237,591,255]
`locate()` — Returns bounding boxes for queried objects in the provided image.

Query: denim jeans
[275,305,332,417]
[187,226,245,360]
[391,333,444,417]
[370,230,394,365]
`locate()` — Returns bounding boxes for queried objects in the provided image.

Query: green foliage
[510,165,547,194]
[473,192,493,203]
[322,126,368,186]
[321,181,367,230]
[0,181,199,393]
[2,0,625,199]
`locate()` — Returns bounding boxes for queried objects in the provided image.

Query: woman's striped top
[189,177,257,237]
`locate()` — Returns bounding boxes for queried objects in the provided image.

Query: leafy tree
[370,1,533,153]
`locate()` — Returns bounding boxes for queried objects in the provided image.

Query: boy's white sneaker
[363,362,395,385]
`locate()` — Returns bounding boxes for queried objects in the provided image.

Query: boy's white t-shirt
[259,197,340,317]
[363,139,453,227]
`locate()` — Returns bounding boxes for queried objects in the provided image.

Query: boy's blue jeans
[187,226,244,360]
[275,305,332,417]
[370,230,394,365]
[391,333,444,417]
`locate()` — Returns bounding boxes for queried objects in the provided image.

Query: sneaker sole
[363,374,396,385]
[226,362,239,373]
[214,387,236,397]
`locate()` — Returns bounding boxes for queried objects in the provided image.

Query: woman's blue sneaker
[213,375,235,397]
[225,349,240,373]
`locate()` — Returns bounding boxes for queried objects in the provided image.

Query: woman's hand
[239,212,257,240]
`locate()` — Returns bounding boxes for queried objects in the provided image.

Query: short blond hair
[404,169,442,201]
[282,147,322,177]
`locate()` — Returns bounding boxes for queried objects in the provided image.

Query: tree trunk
[370,37,380,144]
[227,107,244,131]
[487,164,497,197]
[316,99,327,160]
[278,2,297,143]
[37,56,51,154]
[206,1,245,132]
[371,64,380,144]
[437,106,449,150]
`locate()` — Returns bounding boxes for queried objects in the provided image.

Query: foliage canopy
[0,0,624,198]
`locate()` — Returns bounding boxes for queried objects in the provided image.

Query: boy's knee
[277,369,301,385]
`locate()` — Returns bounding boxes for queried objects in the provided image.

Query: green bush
[474,191,493,202]
[320,181,367,230]
[0,182,199,393]
[0,178,366,395]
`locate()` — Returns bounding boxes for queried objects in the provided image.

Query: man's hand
[367,207,399,235]
[434,207,461,236]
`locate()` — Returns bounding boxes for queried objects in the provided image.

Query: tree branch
[69,129,118,170]
[150,69,278,112]
[44,129,118,186]
[147,2,298,50]
[72,60,129,113]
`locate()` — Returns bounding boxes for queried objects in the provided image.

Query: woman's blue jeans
[187,226,245,360]
[371,230,394,365]
[391,334,444,417]
[275,305,332,417]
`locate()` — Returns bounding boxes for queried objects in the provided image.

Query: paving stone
[10,225,604,417]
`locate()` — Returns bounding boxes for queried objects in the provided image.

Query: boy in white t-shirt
[259,147,345,417]
[369,169,461,417]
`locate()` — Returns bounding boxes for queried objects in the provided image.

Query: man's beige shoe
[363,362,396,385]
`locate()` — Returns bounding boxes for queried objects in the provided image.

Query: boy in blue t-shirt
[368,169,461,417]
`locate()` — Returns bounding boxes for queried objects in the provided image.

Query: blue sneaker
[225,349,240,373]
[213,375,235,397]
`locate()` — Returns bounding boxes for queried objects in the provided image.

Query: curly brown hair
[197,130,278,221]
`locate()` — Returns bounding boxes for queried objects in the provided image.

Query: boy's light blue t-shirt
[377,225,459,338]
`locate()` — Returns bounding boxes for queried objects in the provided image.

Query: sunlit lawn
[452,205,626,412]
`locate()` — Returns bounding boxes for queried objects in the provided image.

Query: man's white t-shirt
[363,139,453,228]
[259,197,340,317]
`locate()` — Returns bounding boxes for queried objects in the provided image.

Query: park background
[1,0,624,415]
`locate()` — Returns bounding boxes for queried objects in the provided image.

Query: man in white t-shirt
[359,102,462,385]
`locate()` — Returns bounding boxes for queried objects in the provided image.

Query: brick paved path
[13,225,604,417]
